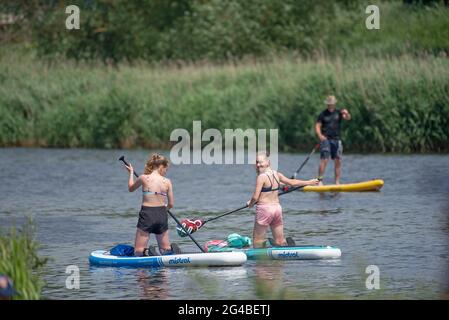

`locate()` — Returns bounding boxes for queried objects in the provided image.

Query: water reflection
[317,192,342,200]
[87,266,170,299]
[87,265,251,300]
[136,269,169,300]
[253,261,286,299]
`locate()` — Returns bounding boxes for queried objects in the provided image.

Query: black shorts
[136,206,168,235]
[320,139,343,160]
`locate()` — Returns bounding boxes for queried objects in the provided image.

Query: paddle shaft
[196,145,322,225]
[120,157,205,253]
[202,204,249,224]
[291,143,320,179]
[203,183,308,224]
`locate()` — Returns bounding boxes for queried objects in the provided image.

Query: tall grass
[0,218,48,300]
[0,51,448,152]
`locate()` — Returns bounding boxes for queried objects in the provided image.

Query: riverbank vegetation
[1,52,447,152]
[0,0,448,152]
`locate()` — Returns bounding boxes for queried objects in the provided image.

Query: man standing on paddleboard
[315,95,351,185]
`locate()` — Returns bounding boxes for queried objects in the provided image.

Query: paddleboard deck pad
[89,250,247,267]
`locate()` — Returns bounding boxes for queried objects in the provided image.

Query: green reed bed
[0,219,47,300]
[0,53,448,152]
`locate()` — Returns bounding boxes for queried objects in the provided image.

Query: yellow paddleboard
[303,179,384,192]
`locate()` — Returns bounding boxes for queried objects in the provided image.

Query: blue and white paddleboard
[207,246,342,260]
[89,250,247,268]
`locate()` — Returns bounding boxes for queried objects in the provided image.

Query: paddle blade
[176,219,204,237]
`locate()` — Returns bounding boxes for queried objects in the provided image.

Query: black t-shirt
[317,109,342,140]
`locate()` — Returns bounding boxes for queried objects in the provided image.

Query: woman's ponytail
[144,153,169,174]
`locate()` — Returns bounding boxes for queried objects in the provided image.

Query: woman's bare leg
[134,228,150,256]
[155,230,171,254]
[253,221,269,248]
[270,224,286,246]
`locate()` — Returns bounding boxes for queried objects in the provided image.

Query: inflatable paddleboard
[89,250,247,267]
[303,179,384,192]
[206,245,342,260]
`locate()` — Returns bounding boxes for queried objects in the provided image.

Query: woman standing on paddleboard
[247,152,319,248]
[124,154,179,256]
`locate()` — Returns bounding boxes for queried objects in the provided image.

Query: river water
[1,148,448,299]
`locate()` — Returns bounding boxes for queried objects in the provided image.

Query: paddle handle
[119,157,139,178]
[119,156,205,253]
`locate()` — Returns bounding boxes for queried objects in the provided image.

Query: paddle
[119,156,205,253]
[176,204,250,237]
[291,143,320,179]
[176,177,321,237]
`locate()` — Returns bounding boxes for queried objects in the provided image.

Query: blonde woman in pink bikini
[247,152,319,248]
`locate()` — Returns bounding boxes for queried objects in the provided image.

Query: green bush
[1,0,448,63]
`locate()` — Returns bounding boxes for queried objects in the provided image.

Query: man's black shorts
[320,139,343,160]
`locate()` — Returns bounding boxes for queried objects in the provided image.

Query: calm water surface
[1,148,448,299]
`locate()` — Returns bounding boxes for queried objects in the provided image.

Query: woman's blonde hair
[144,153,169,174]
[256,150,270,160]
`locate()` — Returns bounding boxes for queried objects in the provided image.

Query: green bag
[227,233,252,248]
